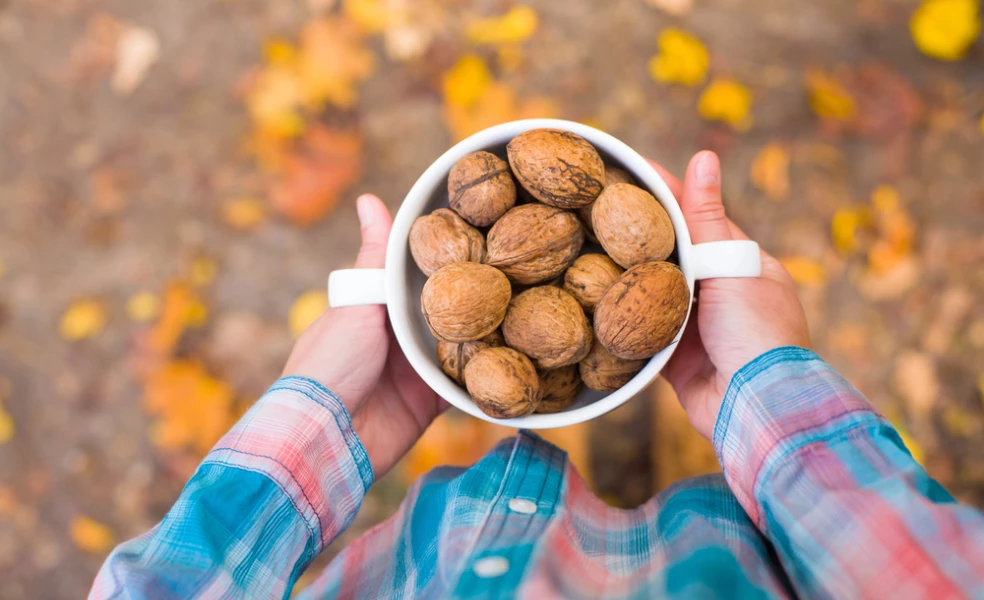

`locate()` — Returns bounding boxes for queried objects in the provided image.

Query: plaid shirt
[90,347,984,599]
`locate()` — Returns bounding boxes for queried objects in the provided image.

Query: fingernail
[695,152,720,187]
[357,195,375,228]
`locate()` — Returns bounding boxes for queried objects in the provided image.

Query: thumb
[354,194,393,268]
[682,151,732,244]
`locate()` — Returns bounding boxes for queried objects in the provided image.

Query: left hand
[283,194,447,480]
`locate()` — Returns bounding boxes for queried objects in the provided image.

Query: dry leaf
[144,361,236,454]
[644,0,693,15]
[465,5,538,46]
[780,256,827,287]
[910,0,980,61]
[343,0,390,34]
[443,54,492,109]
[221,198,268,230]
[805,70,857,120]
[70,516,116,554]
[146,282,207,357]
[697,78,753,130]
[270,123,364,226]
[126,291,161,323]
[296,18,376,110]
[289,290,328,337]
[750,142,790,201]
[443,80,559,142]
[60,299,108,341]
[0,401,13,444]
[648,28,708,87]
[112,25,160,95]
[190,257,217,287]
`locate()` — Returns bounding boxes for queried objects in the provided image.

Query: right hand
[652,151,810,440]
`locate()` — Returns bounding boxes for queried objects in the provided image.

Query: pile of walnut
[410,129,690,419]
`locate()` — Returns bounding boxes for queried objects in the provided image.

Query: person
[89,152,984,599]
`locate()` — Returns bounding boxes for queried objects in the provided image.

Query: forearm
[90,377,373,600]
[715,347,984,598]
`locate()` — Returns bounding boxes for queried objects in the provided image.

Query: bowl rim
[384,118,697,429]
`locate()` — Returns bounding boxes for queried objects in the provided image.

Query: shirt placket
[451,431,566,600]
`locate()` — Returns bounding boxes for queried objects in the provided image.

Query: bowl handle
[328,269,387,306]
[690,240,762,280]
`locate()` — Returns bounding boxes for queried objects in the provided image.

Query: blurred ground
[1,0,983,596]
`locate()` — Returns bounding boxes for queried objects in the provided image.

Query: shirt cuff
[204,376,374,552]
[712,346,885,527]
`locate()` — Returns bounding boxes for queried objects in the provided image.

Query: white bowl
[329,119,760,429]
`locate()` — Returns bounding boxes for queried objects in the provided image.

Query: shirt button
[473,556,509,578]
[508,498,537,515]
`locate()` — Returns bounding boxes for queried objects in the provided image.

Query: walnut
[579,339,647,392]
[421,262,511,342]
[506,129,605,208]
[576,166,638,242]
[563,254,624,313]
[537,365,582,413]
[437,330,505,385]
[594,261,690,359]
[464,347,541,418]
[485,204,584,285]
[502,286,592,369]
[409,208,486,276]
[592,183,675,268]
[448,151,516,227]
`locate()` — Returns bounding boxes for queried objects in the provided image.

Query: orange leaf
[270,124,364,226]
[296,18,376,110]
[70,516,116,554]
[750,142,790,201]
[443,81,558,142]
[780,256,827,287]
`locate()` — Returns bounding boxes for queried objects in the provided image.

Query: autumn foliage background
[1,0,983,596]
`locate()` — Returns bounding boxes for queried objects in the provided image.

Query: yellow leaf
[263,38,296,66]
[466,5,538,46]
[805,70,857,120]
[0,402,13,444]
[497,44,524,73]
[221,197,268,230]
[289,290,328,337]
[343,0,391,34]
[442,54,492,110]
[190,257,217,287]
[126,291,161,323]
[185,300,209,329]
[295,18,376,110]
[443,80,558,142]
[780,256,828,287]
[70,516,116,554]
[831,207,863,255]
[648,28,709,87]
[245,65,306,138]
[910,0,980,61]
[60,299,108,341]
[697,78,753,130]
[147,282,207,356]
[871,184,900,213]
[895,426,925,465]
[750,142,790,201]
[143,361,236,454]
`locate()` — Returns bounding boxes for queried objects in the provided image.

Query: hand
[653,152,810,440]
[283,194,447,479]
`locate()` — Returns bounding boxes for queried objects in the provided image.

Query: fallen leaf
[750,142,790,201]
[342,0,390,34]
[221,198,268,230]
[856,256,921,300]
[144,360,236,454]
[644,0,693,15]
[910,0,980,61]
[190,257,217,287]
[70,516,116,554]
[648,28,708,87]
[895,424,925,464]
[805,70,857,120]
[780,256,827,287]
[466,5,538,46]
[0,401,13,444]
[112,25,160,95]
[126,291,161,323]
[146,282,207,357]
[263,38,297,66]
[295,18,376,110]
[289,290,328,337]
[443,80,559,142]
[497,44,525,73]
[60,299,108,341]
[697,78,753,130]
[245,65,306,138]
[270,123,364,226]
[443,54,492,109]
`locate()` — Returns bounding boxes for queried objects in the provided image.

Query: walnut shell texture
[537,365,582,413]
[593,183,676,268]
[464,347,541,418]
[507,129,605,209]
[563,253,624,313]
[502,286,593,369]
[437,330,505,385]
[421,262,511,343]
[579,339,647,392]
[604,165,637,187]
[409,208,486,276]
[576,202,597,242]
[448,151,517,227]
[486,204,584,285]
[594,261,690,360]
